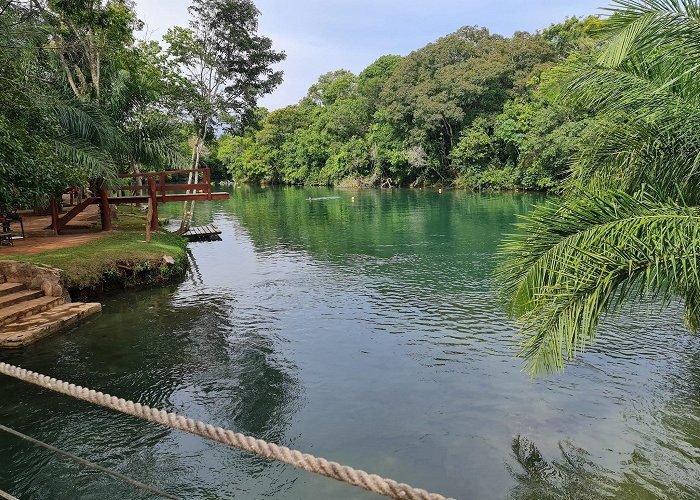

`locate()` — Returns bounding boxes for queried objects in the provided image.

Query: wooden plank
[182,224,223,240]
[49,199,59,235]
[148,177,159,232]
[112,183,210,193]
[99,187,112,231]
[44,197,98,231]
[106,192,229,204]
[119,167,209,178]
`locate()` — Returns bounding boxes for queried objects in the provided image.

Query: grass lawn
[4,231,187,289]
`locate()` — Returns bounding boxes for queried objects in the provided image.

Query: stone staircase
[0,277,101,348]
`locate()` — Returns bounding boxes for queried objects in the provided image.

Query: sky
[134,0,607,111]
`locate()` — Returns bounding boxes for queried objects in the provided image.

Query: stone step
[0,296,64,327]
[0,289,43,308]
[0,282,25,297]
[0,302,102,347]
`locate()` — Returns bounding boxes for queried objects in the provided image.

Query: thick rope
[0,424,176,499]
[0,490,18,500]
[0,362,448,500]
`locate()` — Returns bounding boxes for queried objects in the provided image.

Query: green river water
[1,187,699,499]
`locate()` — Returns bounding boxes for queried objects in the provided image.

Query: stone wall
[0,261,71,302]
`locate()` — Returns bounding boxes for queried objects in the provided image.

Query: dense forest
[0,0,283,213]
[0,0,605,201]
[217,16,601,189]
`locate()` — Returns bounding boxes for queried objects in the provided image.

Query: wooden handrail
[113,168,213,200]
[119,168,211,178]
[113,183,211,193]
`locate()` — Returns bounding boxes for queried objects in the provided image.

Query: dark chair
[0,231,14,246]
[2,211,24,239]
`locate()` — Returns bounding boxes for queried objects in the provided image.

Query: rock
[161,255,175,266]
[0,260,70,302]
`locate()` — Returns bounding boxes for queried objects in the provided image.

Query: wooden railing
[116,168,213,202]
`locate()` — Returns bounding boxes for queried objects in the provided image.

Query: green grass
[4,231,187,289]
[113,205,171,231]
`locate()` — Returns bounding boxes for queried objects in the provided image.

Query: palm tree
[498,0,700,375]
[1,1,180,210]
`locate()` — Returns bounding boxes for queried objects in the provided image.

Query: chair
[2,211,24,239]
[0,232,14,246]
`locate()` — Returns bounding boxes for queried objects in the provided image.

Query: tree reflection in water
[508,436,617,499]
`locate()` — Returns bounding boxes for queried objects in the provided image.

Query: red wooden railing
[48,168,226,234]
[116,168,213,202]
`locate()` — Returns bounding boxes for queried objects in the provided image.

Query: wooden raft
[182,224,222,241]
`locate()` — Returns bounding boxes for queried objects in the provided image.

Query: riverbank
[2,231,187,299]
[0,203,187,299]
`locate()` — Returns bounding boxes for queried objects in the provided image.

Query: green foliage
[541,15,603,54]
[498,189,700,374]
[1,0,284,211]
[498,0,700,374]
[0,0,189,211]
[164,0,285,139]
[219,20,595,189]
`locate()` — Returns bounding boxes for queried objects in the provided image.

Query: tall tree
[0,1,75,211]
[164,0,284,230]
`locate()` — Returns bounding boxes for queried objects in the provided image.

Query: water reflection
[1,187,700,499]
[0,273,302,498]
[508,433,700,500]
[508,436,618,499]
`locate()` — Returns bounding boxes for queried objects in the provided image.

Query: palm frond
[497,189,700,375]
[600,0,700,67]
[121,119,185,169]
[52,133,118,183]
[551,39,700,201]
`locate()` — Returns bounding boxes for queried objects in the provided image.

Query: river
[1,187,699,499]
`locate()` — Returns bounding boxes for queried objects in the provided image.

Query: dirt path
[0,205,107,256]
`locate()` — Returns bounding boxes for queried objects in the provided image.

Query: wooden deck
[48,168,230,234]
[182,224,222,240]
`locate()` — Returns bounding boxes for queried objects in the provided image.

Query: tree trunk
[98,182,112,231]
[179,122,208,233]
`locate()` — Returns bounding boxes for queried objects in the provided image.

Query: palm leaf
[497,189,700,375]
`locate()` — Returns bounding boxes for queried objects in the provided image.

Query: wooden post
[204,168,212,200]
[98,185,112,231]
[50,199,59,236]
[145,197,152,243]
[159,172,166,202]
[148,177,159,232]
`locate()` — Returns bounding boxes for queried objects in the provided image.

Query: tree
[378,26,556,179]
[358,55,402,115]
[216,21,589,190]
[47,0,142,102]
[0,1,116,210]
[38,0,183,206]
[498,0,700,375]
[164,0,284,229]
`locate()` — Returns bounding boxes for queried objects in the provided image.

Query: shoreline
[1,231,188,302]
